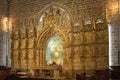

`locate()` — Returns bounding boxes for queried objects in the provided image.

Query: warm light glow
[3,17,8,32]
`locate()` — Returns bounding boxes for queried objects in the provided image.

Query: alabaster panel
[28,49,34,59]
[28,60,35,68]
[20,39,26,49]
[36,58,39,67]
[27,27,34,38]
[13,40,19,49]
[79,46,83,57]
[84,58,96,70]
[74,46,80,55]
[13,50,19,59]
[84,46,94,58]
[102,57,109,68]
[28,32,34,38]
[20,28,26,39]
[73,33,83,44]
[14,60,19,69]
[95,44,108,57]
[100,44,108,57]
[73,54,80,62]
[28,38,34,48]
[84,32,94,44]
[13,50,19,69]
[73,33,79,44]
[79,33,83,44]
[13,31,19,39]
[73,62,83,70]
[104,44,109,56]
[20,33,26,39]
[35,50,40,67]
[96,31,106,43]
[20,50,26,59]
[36,31,41,38]
[21,60,27,69]
[73,56,84,70]
[96,57,108,69]
[28,49,35,68]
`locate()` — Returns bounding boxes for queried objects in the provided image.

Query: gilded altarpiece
[10,5,109,77]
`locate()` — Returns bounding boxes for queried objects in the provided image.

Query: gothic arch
[36,24,71,68]
[36,25,68,49]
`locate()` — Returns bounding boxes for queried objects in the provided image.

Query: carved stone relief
[20,28,26,39]
[84,58,95,70]
[84,46,94,58]
[84,32,94,44]
[13,30,19,40]
[20,39,26,49]
[10,2,109,77]
[27,27,34,38]
[13,40,19,49]
[13,50,19,69]
[28,38,34,48]
[19,49,27,69]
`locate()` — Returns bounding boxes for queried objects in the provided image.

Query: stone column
[0,31,7,66]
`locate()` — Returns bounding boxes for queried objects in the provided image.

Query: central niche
[46,35,63,65]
